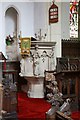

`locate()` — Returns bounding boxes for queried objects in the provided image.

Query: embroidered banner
[20,37,31,55]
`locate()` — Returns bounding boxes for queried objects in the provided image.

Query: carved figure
[49,46,55,70]
[19,58,25,76]
[33,45,40,76]
[59,98,71,115]
[40,51,49,76]
[47,80,63,106]
[25,57,33,76]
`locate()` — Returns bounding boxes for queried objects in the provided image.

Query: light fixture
[35,29,47,41]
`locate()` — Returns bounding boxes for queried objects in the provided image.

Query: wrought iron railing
[56,57,80,72]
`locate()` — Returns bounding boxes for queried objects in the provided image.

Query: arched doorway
[5,7,19,60]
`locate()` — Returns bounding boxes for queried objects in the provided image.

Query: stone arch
[4,4,20,17]
[4,4,21,60]
[5,4,21,37]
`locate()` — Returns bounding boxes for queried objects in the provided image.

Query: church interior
[0,1,80,120]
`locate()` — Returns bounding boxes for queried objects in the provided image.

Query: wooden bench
[55,111,73,120]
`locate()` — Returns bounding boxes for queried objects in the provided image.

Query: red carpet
[71,111,80,120]
[17,91,80,120]
[17,92,51,120]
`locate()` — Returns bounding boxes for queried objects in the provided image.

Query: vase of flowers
[6,35,14,46]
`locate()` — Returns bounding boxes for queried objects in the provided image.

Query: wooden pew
[55,111,73,120]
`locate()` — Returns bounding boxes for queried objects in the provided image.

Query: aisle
[17,92,51,120]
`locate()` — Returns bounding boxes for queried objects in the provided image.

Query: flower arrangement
[6,35,14,46]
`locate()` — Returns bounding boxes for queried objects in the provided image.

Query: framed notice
[20,37,31,55]
[49,2,58,24]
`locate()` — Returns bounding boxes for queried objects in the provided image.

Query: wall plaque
[49,2,58,24]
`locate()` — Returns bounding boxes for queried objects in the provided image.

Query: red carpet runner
[71,111,80,120]
[17,92,51,120]
[17,92,80,120]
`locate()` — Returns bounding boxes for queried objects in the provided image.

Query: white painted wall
[18,3,34,37]
[34,2,70,62]
[34,2,47,40]
[0,2,70,59]
[3,2,34,37]
[0,3,6,57]
[34,2,61,66]
[49,2,62,61]
[61,2,70,39]
[5,7,17,37]
[0,2,34,57]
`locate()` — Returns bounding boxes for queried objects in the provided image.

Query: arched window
[70,1,79,38]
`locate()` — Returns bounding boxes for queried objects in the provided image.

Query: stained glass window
[70,1,79,38]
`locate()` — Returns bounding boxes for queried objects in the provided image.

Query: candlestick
[35,29,47,41]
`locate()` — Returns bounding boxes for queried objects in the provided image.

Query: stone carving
[19,56,33,76]
[46,80,63,106]
[19,43,55,77]
[2,77,17,97]
[39,51,49,76]
[46,80,71,116]
[41,50,49,62]
[19,58,25,76]
[46,79,63,116]
[33,45,40,76]
[49,46,55,70]
[25,57,33,76]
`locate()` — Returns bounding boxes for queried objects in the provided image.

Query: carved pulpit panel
[19,41,56,77]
